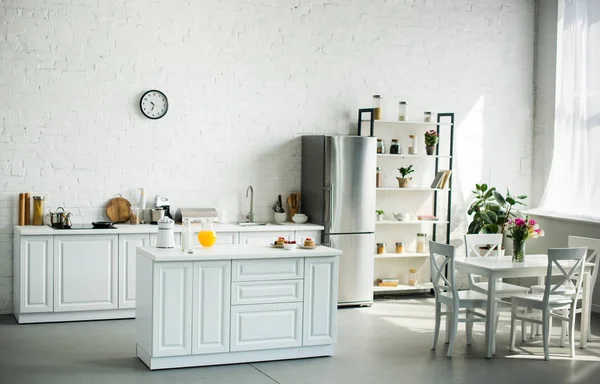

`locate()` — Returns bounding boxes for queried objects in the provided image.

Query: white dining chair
[509,247,587,360]
[529,236,599,343]
[464,234,531,341]
[430,241,488,357]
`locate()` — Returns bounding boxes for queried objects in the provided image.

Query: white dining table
[454,254,592,359]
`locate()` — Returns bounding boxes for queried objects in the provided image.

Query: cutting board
[106,196,131,223]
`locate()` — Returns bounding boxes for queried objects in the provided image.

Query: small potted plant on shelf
[397,165,414,188]
[376,209,384,221]
[424,130,439,155]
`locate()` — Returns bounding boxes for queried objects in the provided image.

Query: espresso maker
[151,195,173,224]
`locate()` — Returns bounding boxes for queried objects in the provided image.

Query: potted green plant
[424,130,439,155]
[467,183,527,254]
[397,165,414,188]
[376,209,384,221]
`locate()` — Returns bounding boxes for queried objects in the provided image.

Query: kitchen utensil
[150,207,164,224]
[18,193,25,226]
[24,192,31,225]
[92,221,114,228]
[62,212,72,229]
[154,195,173,220]
[50,207,65,228]
[106,195,131,223]
[156,216,175,248]
[278,195,283,211]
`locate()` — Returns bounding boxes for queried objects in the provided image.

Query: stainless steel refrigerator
[301,135,376,306]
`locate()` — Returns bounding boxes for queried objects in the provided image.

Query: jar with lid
[32,196,45,226]
[376,167,382,187]
[376,242,386,254]
[377,138,385,154]
[395,242,404,254]
[198,220,217,248]
[424,111,433,122]
[390,139,400,154]
[408,135,417,155]
[398,101,407,121]
[181,219,193,253]
[408,268,418,286]
[416,233,428,253]
[130,206,140,225]
[373,95,382,120]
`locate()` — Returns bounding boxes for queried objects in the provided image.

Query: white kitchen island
[135,244,341,370]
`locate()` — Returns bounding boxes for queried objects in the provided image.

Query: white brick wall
[0,0,535,313]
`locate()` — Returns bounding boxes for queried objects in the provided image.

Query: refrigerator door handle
[329,183,334,229]
[323,184,332,227]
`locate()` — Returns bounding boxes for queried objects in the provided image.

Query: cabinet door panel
[153,262,192,357]
[232,258,304,281]
[118,234,149,309]
[192,261,230,355]
[303,256,338,346]
[54,235,118,312]
[232,280,303,305]
[230,303,302,352]
[239,231,294,246]
[20,236,53,313]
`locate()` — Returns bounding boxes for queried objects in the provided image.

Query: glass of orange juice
[198,221,217,247]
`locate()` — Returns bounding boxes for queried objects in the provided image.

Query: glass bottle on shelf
[416,233,428,253]
[424,111,433,122]
[373,95,382,120]
[390,139,399,154]
[198,219,217,248]
[398,101,407,121]
[395,242,404,254]
[408,135,417,155]
[376,167,382,187]
[377,139,385,154]
[408,268,418,286]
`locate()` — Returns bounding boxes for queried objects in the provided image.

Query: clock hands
[150,101,155,111]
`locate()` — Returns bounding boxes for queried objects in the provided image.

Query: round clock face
[140,90,168,119]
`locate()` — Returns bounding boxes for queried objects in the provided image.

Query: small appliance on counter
[151,195,173,224]
[174,208,218,223]
[156,216,175,248]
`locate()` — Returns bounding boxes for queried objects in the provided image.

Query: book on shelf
[430,170,452,189]
[376,278,399,287]
[417,215,438,221]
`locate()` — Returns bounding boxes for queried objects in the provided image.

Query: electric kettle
[156,216,175,248]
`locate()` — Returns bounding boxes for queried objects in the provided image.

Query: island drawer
[231,280,303,305]
[232,258,304,282]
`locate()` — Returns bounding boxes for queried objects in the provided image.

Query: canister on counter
[376,243,386,255]
[416,233,428,253]
[32,196,45,226]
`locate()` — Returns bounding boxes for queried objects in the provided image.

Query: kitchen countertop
[14,222,324,235]
[137,244,341,262]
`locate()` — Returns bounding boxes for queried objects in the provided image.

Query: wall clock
[140,90,168,119]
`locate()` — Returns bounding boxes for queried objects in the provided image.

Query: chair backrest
[543,247,587,307]
[429,241,458,301]
[568,236,600,293]
[464,233,503,287]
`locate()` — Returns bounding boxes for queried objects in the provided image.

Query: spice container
[373,95,382,120]
[390,139,400,154]
[398,101,407,121]
[130,206,140,224]
[408,135,417,155]
[408,268,418,286]
[395,242,404,254]
[377,139,385,154]
[376,167,382,187]
[424,111,433,122]
[416,233,428,253]
[32,196,45,226]
[376,243,386,254]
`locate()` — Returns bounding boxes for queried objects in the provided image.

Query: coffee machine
[151,195,173,224]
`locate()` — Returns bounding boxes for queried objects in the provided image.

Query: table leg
[486,277,497,359]
[580,272,591,349]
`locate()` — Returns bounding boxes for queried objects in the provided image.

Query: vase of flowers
[424,130,439,155]
[505,216,544,262]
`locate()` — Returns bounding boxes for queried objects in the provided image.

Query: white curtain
[538,0,600,219]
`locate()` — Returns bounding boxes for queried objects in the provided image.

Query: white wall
[0,0,535,314]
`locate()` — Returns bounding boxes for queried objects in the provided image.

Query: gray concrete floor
[1,297,600,384]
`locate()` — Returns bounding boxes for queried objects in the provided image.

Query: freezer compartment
[324,233,374,306]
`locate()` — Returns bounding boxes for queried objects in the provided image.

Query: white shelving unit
[358,110,455,295]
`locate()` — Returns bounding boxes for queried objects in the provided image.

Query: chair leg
[447,308,459,357]
[521,320,526,341]
[432,301,441,350]
[509,303,517,352]
[542,312,550,361]
[570,305,577,358]
[445,304,451,344]
[587,309,593,342]
[493,304,500,355]
[560,309,567,347]
[466,309,473,345]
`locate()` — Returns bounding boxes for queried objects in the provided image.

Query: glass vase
[512,238,526,262]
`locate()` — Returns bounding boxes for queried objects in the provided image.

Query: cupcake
[275,237,286,246]
[303,238,315,247]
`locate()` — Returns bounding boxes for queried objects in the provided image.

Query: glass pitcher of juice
[198,220,217,247]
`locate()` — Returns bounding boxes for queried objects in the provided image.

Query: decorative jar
[398,101,407,121]
[373,95,382,120]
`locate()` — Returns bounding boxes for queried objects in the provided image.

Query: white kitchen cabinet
[230,302,303,352]
[192,261,230,355]
[19,236,53,313]
[54,235,118,312]
[152,262,193,357]
[239,231,294,245]
[232,258,304,281]
[150,233,181,247]
[118,234,150,309]
[303,256,339,346]
[231,280,303,305]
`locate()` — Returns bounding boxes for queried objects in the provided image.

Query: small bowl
[292,215,308,224]
[274,212,287,223]
[283,243,297,250]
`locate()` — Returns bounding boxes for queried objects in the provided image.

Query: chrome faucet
[245,185,254,223]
